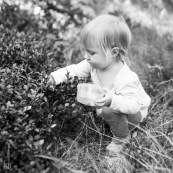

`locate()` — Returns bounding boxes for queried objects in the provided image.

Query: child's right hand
[46,75,56,87]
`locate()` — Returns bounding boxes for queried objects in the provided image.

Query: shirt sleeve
[51,60,91,85]
[109,76,141,115]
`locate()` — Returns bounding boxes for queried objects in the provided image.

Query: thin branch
[46,2,81,26]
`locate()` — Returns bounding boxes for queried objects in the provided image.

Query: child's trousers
[101,107,142,139]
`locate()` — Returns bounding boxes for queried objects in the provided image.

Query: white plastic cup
[77,83,105,106]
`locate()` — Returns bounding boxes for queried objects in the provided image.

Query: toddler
[47,14,151,156]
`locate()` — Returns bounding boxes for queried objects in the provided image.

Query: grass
[34,78,173,173]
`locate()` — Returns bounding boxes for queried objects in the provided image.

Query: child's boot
[106,135,130,156]
[104,135,132,173]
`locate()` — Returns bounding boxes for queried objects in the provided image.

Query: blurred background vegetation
[1,0,173,70]
[0,0,173,172]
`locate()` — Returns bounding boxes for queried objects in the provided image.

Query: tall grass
[36,82,173,172]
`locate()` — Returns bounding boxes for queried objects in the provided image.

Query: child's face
[84,46,113,70]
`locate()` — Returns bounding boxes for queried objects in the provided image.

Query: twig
[157,78,173,86]
[46,2,80,26]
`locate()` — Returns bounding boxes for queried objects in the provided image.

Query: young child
[47,14,151,156]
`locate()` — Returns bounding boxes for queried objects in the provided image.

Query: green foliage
[0,2,106,172]
[3,3,82,173]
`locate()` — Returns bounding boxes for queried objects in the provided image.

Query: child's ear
[111,47,119,58]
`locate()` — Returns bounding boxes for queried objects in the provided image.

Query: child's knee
[102,107,114,120]
[102,107,127,122]
[101,107,122,119]
[101,107,129,138]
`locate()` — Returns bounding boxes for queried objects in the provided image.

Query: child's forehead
[84,36,102,48]
[81,28,108,51]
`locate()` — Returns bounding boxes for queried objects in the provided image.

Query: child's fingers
[94,98,106,108]
[94,102,104,108]
[46,75,55,86]
[95,98,106,103]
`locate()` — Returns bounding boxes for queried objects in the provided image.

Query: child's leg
[102,107,142,138]
[101,107,142,169]
[101,107,142,154]
[102,107,129,140]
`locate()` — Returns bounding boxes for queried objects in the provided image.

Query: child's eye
[88,51,95,55]
[86,49,96,55]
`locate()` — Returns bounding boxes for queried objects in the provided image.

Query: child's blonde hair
[80,14,132,62]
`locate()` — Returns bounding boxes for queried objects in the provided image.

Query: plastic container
[77,83,105,106]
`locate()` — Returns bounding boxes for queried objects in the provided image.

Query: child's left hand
[94,88,113,108]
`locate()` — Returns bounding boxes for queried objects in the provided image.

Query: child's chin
[92,64,101,69]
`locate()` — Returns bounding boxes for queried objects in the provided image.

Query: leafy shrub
[0,2,106,172]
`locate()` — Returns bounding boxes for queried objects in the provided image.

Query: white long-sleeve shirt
[51,60,151,119]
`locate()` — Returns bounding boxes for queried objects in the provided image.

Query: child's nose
[84,53,90,60]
